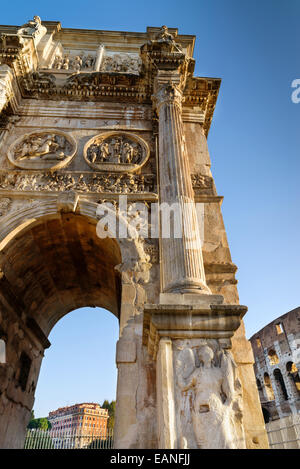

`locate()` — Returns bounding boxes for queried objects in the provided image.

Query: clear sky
[1,0,299,417]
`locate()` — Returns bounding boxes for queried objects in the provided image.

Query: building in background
[48,403,108,448]
[250,307,300,448]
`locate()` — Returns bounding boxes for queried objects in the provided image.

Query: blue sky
[1,0,299,417]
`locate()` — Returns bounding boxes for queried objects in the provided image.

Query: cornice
[183,76,221,136]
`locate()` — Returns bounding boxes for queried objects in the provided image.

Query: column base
[159,292,224,307]
[163,279,211,295]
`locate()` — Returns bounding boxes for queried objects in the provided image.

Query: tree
[27,416,52,430]
[102,400,116,430]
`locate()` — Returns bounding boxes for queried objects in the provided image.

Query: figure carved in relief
[101,54,141,74]
[176,344,245,449]
[139,175,145,192]
[76,174,88,191]
[73,56,83,72]
[100,142,110,162]
[89,144,98,163]
[83,55,94,69]
[122,142,134,164]
[0,171,155,194]
[86,134,144,167]
[0,174,15,189]
[65,174,76,190]
[62,57,70,70]
[112,177,122,193]
[113,138,122,163]
[50,53,95,71]
[15,134,66,161]
[53,56,63,70]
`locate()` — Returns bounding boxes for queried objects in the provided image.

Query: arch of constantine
[0,17,268,449]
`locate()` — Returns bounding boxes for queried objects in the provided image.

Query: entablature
[0,19,220,136]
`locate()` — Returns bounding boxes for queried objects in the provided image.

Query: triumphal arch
[0,17,268,449]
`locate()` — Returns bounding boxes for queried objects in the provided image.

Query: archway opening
[0,212,122,448]
[262,407,270,424]
[256,378,265,402]
[273,368,288,401]
[27,306,119,449]
[286,361,300,397]
[263,373,275,401]
[268,349,279,366]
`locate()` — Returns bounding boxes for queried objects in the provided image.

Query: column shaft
[155,83,209,293]
[0,65,14,114]
[156,338,176,448]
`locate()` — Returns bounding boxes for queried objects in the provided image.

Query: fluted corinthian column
[0,65,15,114]
[154,82,210,294]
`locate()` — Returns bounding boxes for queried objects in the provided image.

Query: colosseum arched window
[256,378,265,401]
[274,368,288,400]
[263,373,275,401]
[268,349,279,365]
[286,361,300,396]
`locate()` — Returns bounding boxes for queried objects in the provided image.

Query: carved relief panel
[174,339,246,449]
[7,130,77,170]
[101,53,141,74]
[0,171,156,194]
[84,131,149,172]
[50,53,96,72]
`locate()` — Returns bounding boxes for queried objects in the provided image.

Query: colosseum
[250,307,300,448]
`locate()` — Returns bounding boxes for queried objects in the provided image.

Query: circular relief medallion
[8,129,77,170]
[83,131,150,172]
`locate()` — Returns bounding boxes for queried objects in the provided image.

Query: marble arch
[0,18,269,449]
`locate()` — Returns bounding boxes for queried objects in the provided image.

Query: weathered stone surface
[116,339,137,364]
[156,338,176,448]
[174,339,246,449]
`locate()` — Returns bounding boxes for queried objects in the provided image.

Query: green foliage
[102,400,116,430]
[27,416,52,430]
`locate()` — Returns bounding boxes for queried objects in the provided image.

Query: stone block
[116,339,136,364]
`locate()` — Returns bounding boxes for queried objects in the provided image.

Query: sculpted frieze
[101,54,141,75]
[20,69,148,103]
[45,51,141,75]
[50,53,96,72]
[22,72,56,95]
[191,173,214,194]
[84,132,150,172]
[0,171,156,194]
[64,72,141,90]
[7,130,77,170]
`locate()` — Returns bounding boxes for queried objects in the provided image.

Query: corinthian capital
[153,82,184,112]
